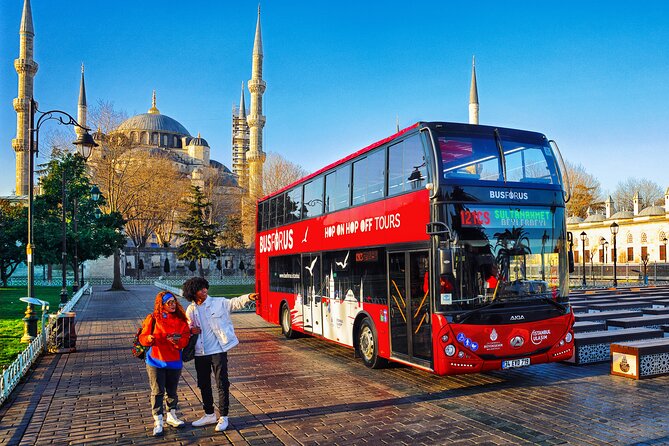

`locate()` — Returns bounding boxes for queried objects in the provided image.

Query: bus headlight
[444,345,456,357]
[441,334,449,343]
[565,332,573,343]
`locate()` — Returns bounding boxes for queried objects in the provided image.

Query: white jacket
[186,294,251,355]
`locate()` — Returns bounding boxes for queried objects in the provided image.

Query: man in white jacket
[182,277,257,432]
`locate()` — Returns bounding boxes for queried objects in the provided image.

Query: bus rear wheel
[357,318,386,369]
[281,303,297,339]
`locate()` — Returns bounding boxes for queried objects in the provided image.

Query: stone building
[567,190,669,267]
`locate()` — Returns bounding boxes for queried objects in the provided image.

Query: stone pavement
[1,285,669,445]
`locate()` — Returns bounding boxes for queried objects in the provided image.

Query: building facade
[567,190,669,267]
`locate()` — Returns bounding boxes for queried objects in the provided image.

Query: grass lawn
[207,284,255,298]
[0,286,74,367]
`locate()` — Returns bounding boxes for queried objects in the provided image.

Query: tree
[0,200,27,287]
[219,215,245,249]
[177,186,220,277]
[262,152,309,196]
[564,161,602,218]
[33,153,126,282]
[612,178,663,212]
[87,101,188,289]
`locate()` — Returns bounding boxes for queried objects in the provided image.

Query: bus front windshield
[436,205,568,314]
[437,131,561,185]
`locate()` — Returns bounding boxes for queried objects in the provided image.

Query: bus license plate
[502,358,530,369]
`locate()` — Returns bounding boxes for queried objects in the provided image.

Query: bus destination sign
[460,207,552,229]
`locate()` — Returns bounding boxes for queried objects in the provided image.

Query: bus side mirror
[439,247,454,276]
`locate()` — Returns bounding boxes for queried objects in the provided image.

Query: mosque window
[641,233,647,243]
[626,233,633,244]
[152,133,158,145]
[163,135,168,146]
[142,132,149,144]
[174,136,178,147]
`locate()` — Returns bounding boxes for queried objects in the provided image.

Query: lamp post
[580,231,587,287]
[663,237,668,264]
[22,100,97,342]
[71,145,96,293]
[610,222,619,287]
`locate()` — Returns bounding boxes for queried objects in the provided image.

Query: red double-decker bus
[254,122,575,375]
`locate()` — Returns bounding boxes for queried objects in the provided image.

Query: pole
[72,197,79,292]
[21,99,38,343]
[581,239,586,287]
[60,168,68,306]
[613,235,618,287]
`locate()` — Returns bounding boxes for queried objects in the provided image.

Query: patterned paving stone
[2,285,669,445]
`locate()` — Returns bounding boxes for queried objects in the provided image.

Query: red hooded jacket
[139,312,190,368]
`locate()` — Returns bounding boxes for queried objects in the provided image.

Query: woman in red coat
[139,291,191,436]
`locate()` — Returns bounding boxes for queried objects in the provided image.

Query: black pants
[146,365,181,416]
[194,352,229,416]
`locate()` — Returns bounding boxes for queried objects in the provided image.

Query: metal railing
[0,284,91,407]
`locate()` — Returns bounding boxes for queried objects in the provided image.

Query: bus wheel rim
[282,308,289,331]
[360,326,374,360]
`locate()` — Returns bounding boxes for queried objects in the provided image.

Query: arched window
[641,233,647,243]
[173,136,178,147]
[584,237,590,247]
[152,133,159,145]
[163,134,168,146]
[142,132,149,144]
[131,131,138,143]
[626,232,633,244]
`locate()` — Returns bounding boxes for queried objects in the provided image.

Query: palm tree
[493,227,532,281]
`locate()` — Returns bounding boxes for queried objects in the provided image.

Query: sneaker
[215,416,229,432]
[152,415,164,436]
[166,409,185,428]
[192,413,217,427]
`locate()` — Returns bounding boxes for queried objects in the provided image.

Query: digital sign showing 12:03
[460,207,552,229]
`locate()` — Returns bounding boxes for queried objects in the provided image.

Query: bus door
[388,250,432,365]
[301,253,323,335]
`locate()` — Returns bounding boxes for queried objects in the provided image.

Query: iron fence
[0,284,90,407]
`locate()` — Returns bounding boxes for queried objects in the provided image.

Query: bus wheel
[281,303,297,339]
[357,318,386,369]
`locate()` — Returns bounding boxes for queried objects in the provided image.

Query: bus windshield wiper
[455,302,498,324]
[536,295,568,313]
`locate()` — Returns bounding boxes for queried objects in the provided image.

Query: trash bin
[50,312,77,353]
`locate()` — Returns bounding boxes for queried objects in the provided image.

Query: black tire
[281,303,298,339]
[357,318,387,369]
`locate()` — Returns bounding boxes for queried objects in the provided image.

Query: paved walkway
[1,285,669,445]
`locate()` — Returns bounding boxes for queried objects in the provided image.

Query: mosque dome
[117,91,191,137]
[188,134,209,147]
[118,113,191,136]
[638,206,666,217]
[584,213,605,223]
[567,216,584,224]
[609,210,634,220]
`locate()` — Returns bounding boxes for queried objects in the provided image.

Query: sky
[1,1,669,197]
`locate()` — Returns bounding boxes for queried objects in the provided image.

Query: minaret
[75,64,87,139]
[469,56,479,125]
[605,196,614,219]
[232,82,249,192]
[633,191,641,215]
[246,5,267,201]
[12,0,38,196]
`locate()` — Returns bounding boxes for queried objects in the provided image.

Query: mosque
[12,0,266,245]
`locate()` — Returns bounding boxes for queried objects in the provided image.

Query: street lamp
[663,237,668,264]
[580,231,587,287]
[71,147,97,293]
[610,222,619,287]
[22,99,97,342]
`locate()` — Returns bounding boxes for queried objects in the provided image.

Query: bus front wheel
[357,318,386,369]
[281,303,297,339]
